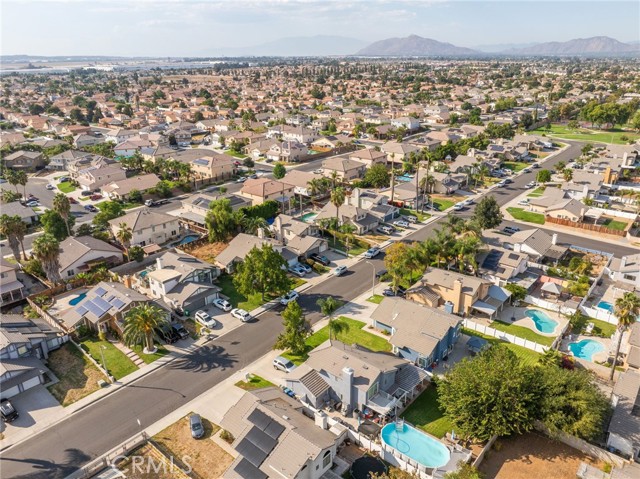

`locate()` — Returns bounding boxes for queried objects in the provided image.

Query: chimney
[551,233,558,246]
[257,227,265,239]
[156,256,163,270]
[341,367,354,409]
[314,411,328,430]
[621,256,627,268]
[453,278,464,314]
[275,215,283,240]
[353,188,361,208]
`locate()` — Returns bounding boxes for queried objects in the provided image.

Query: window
[17,345,28,356]
[367,381,379,401]
[624,274,637,282]
[322,450,332,468]
[67,270,74,277]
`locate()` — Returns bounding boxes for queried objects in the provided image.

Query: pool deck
[48,287,89,316]
[561,334,610,364]
[496,305,566,337]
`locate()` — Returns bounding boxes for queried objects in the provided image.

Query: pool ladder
[395,418,404,432]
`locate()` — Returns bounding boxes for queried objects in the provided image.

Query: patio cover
[471,300,497,316]
[142,243,161,254]
[366,391,399,415]
[541,281,563,295]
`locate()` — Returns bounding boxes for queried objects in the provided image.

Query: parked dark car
[382,287,406,297]
[81,190,93,196]
[90,194,103,201]
[190,414,205,439]
[155,324,179,344]
[310,253,331,266]
[375,269,388,279]
[171,322,189,340]
[83,205,98,212]
[0,399,19,423]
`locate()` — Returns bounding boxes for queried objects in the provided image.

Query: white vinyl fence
[463,319,549,353]
[581,305,618,324]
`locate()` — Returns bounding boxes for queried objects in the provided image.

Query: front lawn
[235,374,275,391]
[431,197,456,211]
[533,124,640,145]
[506,207,546,224]
[399,207,431,222]
[227,150,247,159]
[282,317,391,365]
[47,343,105,406]
[216,274,268,312]
[290,277,307,289]
[462,328,541,367]
[502,161,527,173]
[79,337,138,380]
[601,218,627,231]
[527,186,546,197]
[367,294,384,304]
[57,182,76,193]
[490,320,555,346]
[131,344,169,364]
[402,385,453,439]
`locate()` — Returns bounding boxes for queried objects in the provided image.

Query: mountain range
[506,36,639,55]
[356,35,476,56]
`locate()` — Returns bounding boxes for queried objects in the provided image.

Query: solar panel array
[482,250,502,271]
[193,158,209,166]
[232,408,285,478]
[73,285,131,319]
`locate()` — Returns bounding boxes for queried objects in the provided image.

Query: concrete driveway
[0,385,63,448]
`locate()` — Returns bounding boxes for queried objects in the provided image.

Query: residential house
[0,201,38,225]
[607,370,640,461]
[47,149,93,171]
[240,178,295,207]
[0,315,67,398]
[0,259,26,306]
[58,236,123,279]
[348,148,387,167]
[67,155,117,179]
[271,214,328,258]
[4,151,46,171]
[281,170,324,198]
[527,187,567,212]
[105,128,138,144]
[109,208,181,247]
[73,133,103,149]
[380,141,421,162]
[281,125,319,145]
[215,233,285,273]
[101,173,161,200]
[477,248,529,285]
[145,251,220,312]
[390,116,421,131]
[371,297,462,369]
[190,153,235,181]
[607,254,640,291]
[76,165,127,192]
[310,135,352,151]
[507,228,568,262]
[266,141,307,163]
[285,341,428,416]
[113,137,155,157]
[406,268,511,319]
[429,171,466,194]
[321,157,366,181]
[627,323,640,370]
[220,387,340,479]
[545,198,586,223]
[172,192,251,231]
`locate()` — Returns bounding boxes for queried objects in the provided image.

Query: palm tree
[563,168,573,182]
[242,216,268,235]
[307,178,324,198]
[339,223,356,256]
[52,193,72,237]
[433,228,455,269]
[330,187,346,244]
[610,292,640,380]
[317,296,346,340]
[115,223,133,259]
[5,169,20,194]
[123,303,169,354]
[454,236,482,273]
[32,233,62,283]
[389,153,397,206]
[0,214,24,261]
[15,170,28,199]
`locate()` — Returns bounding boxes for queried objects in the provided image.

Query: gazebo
[541,281,563,299]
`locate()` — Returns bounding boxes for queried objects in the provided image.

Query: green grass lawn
[290,277,307,289]
[601,218,628,231]
[131,344,169,364]
[79,337,138,380]
[367,294,384,304]
[527,186,546,197]
[532,124,640,145]
[402,385,453,439]
[589,318,617,338]
[78,196,90,201]
[506,207,546,224]
[462,328,541,367]
[399,207,431,222]
[490,321,555,346]
[235,374,275,391]
[216,274,268,312]
[227,150,247,159]
[57,182,76,193]
[432,198,456,211]
[502,161,527,173]
[329,236,369,256]
[282,317,391,365]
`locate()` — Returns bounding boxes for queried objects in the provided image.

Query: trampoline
[350,455,388,479]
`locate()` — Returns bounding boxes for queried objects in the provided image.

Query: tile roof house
[77,165,127,192]
[371,297,462,369]
[607,254,640,291]
[627,323,640,370]
[281,170,324,197]
[348,148,387,167]
[0,259,26,306]
[240,178,295,206]
[270,214,328,258]
[172,192,251,229]
[321,157,366,181]
[507,228,568,262]
[3,150,46,171]
[380,141,421,161]
[220,387,339,479]
[285,341,428,416]
[0,315,67,399]
[190,152,235,181]
[0,200,38,225]
[58,236,124,280]
[215,233,284,273]
[477,247,529,285]
[101,173,161,200]
[607,370,640,461]
[544,198,586,223]
[109,208,181,247]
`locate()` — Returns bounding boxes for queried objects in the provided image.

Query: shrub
[220,429,234,444]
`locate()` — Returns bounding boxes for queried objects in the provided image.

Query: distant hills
[356,35,477,56]
[505,36,639,55]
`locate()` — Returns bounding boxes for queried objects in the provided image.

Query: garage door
[22,376,42,392]
[1,385,20,398]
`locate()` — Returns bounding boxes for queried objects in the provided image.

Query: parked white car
[333,265,348,276]
[231,308,252,322]
[518,199,530,206]
[393,219,410,228]
[212,298,232,312]
[195,311,217,328]
[280,291,300,306]
[363,247,381,259]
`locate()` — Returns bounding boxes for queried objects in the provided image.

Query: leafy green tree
[472,195,503,229]
[154,180,173,198]
[537,169,552,183]
[75,223,94,237]
[128,189,143,204]
[205,198,240,242]
[384,242,411,292]
[363,163,390,188]
[274,300,309,355]
[41,209,74,241]
[115,222,133,259]
[611,292,640,380]
[504,283,527,302]
[32,233,62,283]
[123,304,169,354]
[92,201,124,228]
[273,162,286,179]
[128,245,144,262]
[437,346,539,441]
[233,244,289,301]
[631,110,640,132]
[52,192,72,237]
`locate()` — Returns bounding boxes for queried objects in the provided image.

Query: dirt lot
[186,241,227,264]
[479,433,605,479]
[118,444,177,479]
[46,343,105,406]
[153,415,233,479]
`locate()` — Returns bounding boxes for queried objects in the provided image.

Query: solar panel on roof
[247,409,271,429]
[264,420,285,439]
[111,298,125,309]
[193,158,209,166]
[246,426,277,453]
[236,437,269,467]
[76,305,88,315]
[93,296,112,312]
[233,458,268,479]
[94,287,107,296]
[86,300,108,317]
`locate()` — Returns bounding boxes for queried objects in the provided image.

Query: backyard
[401,385,453,439]
[153,415,233,479]
[490,321,556,346]
[601,218,628,231]
[462,329,541,367]
[506,207,546,225]
[533,123,640,145]
[79,336,138,380]
[282,317,392,365]
[46,342,105,406]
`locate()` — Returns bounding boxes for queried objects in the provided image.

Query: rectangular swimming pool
[597,301,613,312]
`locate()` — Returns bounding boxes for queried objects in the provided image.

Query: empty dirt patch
[187,241,227,264]
[47,343,105,406]
[478,432,605,479]
[153,415,233,479]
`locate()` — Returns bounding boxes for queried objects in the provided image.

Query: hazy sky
[2,0,639,56]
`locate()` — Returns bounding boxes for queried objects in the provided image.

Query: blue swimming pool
[597,301,613,312]
[569,339,605,361]
[179,234,200,245]
[381,422,450,469]
[300,212,318,223]
[397,174,414,183]
[69,292,87,306]
[525,309,558,334]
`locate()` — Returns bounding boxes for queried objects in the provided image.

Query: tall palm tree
[339,223,356,256]
[307,178,324,198]
[433,228,456,269]
[316,296,346,340]
[610,292,640,380]
[115,223,133,259]
[0,214,24,261]
[330,187,346,244]
[52,193,72,237]
[123,303,169,354]
[32,233,62,283]
[454,236,482,273]
[242,216,268,235]
[389,152,397,206]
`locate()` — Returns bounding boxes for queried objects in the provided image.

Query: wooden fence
[545,216,627,237]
